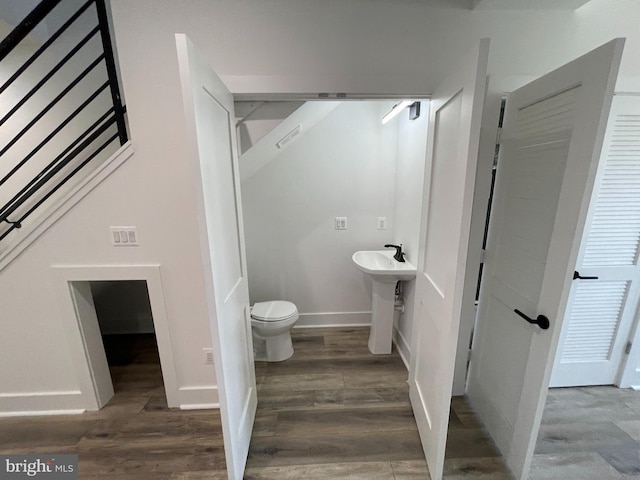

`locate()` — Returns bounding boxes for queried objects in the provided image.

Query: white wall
[241,101,398,326]
[4,0,639,415]
[108,0,640,95]
[392,101,430,360]
[0,142,218,413]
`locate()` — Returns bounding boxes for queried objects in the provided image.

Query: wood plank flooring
[245,328,427,478]
[532,386,640,479]
[7,328,638,479]
[0,334,227,480]
[246,327,512,479]
[0,328,506,479]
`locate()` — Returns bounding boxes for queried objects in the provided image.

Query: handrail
[0,0,128,242]
[0,0,94,95]
[0,109,116,220]
[94,0,127,144]
[0,113,117,223]
[0,81,110,187]
[0,125,118,241]
[0,25,101,127]
[0,0,62,63]
[0,54,106,157]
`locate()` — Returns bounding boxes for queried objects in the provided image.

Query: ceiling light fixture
[381,100,413,125]
[409,101,421,121]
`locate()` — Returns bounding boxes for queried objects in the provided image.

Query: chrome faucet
[384,243,405,262]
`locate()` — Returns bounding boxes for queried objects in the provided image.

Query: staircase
[0,0,127,247]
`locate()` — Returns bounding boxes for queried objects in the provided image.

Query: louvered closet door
[550,95,640,387]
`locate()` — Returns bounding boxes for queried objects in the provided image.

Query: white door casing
[408,38,489,480]
[51,264,176,410]
[467,39,624,479]
[551,95,640,388]
[176,34,257,480]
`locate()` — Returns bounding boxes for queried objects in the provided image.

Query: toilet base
[252,330,294,362]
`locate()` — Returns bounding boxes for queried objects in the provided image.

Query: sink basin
[352,250,417,355]
[352,250,417,282]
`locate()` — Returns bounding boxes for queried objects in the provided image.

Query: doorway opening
[90,280,166,400]
[53,264,176,411]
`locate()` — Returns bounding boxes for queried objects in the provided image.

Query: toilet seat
[251,301,297,322]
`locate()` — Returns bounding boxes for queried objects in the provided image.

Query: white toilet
[250,300,299,362]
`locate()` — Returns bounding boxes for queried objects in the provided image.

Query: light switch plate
[110,226,139,246]
[202,348,214,364]
[335,217,347,230]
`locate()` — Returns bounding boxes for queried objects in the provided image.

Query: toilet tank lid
[251,301,298,321]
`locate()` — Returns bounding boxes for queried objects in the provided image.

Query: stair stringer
[239,101,341,182]
[0,142,134,272]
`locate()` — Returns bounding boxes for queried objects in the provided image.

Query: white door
[409,39,489,480]
[176,35,257,480]
[551,95,640,388]
[466,39,624,480]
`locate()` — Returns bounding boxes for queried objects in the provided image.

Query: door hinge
[480,249,487,264]
[626,341,633,355]
[467,349,472,362]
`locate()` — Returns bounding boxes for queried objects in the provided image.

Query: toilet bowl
[251,300,299,362]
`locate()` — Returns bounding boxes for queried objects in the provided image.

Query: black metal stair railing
[0,0,127,241]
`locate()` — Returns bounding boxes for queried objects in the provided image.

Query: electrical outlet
[202,348,214,365]
[335,217,347,230]
[377,217,387,230]
[110,226,139,246]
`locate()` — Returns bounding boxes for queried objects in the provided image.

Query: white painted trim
[178,386,219,409]
[393,325,411,370]
[50,265,181,409]
[293,311,372,328]
[0,410,86,418]
[0,143,134,272]
[240,102,341,182]
[0,391,85,416]
[181,403,219,410]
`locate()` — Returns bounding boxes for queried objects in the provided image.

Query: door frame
[51,264,179,409]
[550,93,640,389]
[226,92,487,395]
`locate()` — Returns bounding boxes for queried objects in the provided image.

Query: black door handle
[514,309,550,330]
[573,270,599,280]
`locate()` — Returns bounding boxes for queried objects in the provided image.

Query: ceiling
[471,0,592,10]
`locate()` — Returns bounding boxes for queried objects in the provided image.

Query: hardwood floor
[0,334,227,480]
[532,386,640,479]
[4,328,636,479]
[247,327,509,479]
[0,328,505,479]
[246,328,427,479]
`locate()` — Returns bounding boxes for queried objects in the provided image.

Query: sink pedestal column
[368,280,396,354]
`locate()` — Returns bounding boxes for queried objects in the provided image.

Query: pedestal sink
[352,250,417,354]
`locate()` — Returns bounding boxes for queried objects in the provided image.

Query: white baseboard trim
[177,386,219,410]
[294,311,371,329]
[393,326,411,370]
[0,391,86,416]
[180,403,219,410]
[0,409,86,417]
